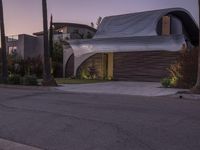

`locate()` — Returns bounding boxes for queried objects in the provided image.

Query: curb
[55,88,177,97]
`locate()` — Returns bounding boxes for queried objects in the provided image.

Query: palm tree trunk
[0,0,8,83]
[42,0,51,80]
[42,0,57,86]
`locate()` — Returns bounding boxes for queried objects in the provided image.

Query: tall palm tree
[42,0,57,86]
[0,0,8,83]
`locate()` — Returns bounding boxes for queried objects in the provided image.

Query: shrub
[7,54,43,78]
[80,68,90,79]
[21,75,38,86]
[165,47,198,88]
[8,74,21,85]
[87,66,97,79]
[79,66,98,80]
[161,78,172,88]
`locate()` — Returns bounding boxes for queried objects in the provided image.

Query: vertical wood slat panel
[113,51,179,82]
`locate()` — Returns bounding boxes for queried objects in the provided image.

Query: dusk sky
[2,0,198,36]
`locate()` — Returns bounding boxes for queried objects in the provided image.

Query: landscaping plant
[21,75,38,86]
[162,48,198,89]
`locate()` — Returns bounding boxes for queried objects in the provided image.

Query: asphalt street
[0,87,200,150]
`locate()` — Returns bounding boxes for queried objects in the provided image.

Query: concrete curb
[0,138,42,150]
[55,82,189,97]
[55,87,180,97]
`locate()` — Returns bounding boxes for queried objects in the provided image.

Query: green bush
[79,66,98,80]
[161,78,172,88]
[80,68,90,79]
[8,74,21,85]
[21,75,38,86]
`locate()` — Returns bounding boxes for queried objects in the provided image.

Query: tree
[52,42,63,77]
[91,22,94,28]
[96,16,102,29]
[41,0,57,86]
[193,0,200,92]
[0,0,8,83]
[49,14,53,58]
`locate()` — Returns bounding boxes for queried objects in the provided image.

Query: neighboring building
[33,22,96,77]
[35,23,97,77]
[6,34,43,59]
[34,22,96,42]
[5,22,96,77]
[67,8,198,81]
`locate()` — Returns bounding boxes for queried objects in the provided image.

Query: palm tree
[42,0,57,86]
[0,0,8,83]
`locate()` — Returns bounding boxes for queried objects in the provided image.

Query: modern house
[66,8,198,81]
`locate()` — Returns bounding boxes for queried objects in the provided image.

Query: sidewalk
[55,81,189,97]
[0,138,42,150]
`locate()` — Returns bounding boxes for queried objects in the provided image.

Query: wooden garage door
[113,51,179,82]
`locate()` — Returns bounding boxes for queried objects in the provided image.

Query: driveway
[56,81,188,96]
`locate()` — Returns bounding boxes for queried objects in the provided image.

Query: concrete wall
[35,36,44,58]
[6,34,43,59]
[23,35,40,59]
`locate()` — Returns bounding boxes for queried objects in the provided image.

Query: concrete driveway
[56,81,187,97]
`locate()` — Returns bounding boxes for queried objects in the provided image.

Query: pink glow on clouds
[2,0,198,35]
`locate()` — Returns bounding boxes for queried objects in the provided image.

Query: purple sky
[2,0,198,35]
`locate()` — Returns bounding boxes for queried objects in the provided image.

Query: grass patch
[55,78,108,84]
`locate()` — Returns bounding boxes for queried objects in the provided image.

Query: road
[0,87,200,150]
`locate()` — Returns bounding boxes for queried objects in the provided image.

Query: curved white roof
[70,35,185,57]
[94,8,196,39]
[69,8,198,58]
